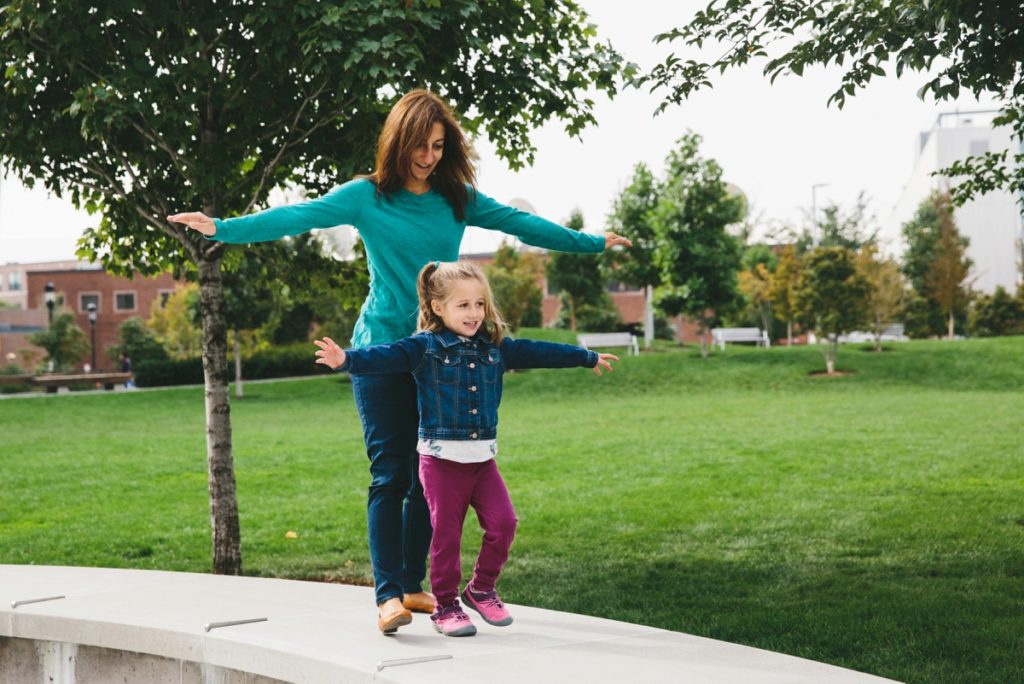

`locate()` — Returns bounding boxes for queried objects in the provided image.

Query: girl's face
[432,278,486,337]
[406,121,445,191]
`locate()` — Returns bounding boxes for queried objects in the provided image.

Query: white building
[886,110,1023,294]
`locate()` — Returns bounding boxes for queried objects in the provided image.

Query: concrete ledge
[0,565,900,683]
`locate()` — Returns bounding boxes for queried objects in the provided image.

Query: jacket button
[470,386,477,392]
[470,408,478,414]
[471,432,478,439]
[469,362,476,369]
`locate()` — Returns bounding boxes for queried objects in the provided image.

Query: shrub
[967,286,1024,337]
[134,343,331,387]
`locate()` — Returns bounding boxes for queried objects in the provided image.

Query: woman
[168,89,631,634]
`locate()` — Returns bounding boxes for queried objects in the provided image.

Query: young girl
[314,261,617,637]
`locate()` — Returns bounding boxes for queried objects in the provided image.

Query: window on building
[158,290,173,309]
[114,291,136,312]
[79,292,100,312]
[7,272,22,291]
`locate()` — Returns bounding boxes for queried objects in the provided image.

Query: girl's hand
[603,231,633,249]
[167,211,217,237]
[592,353,619,377]
[314,337,346,370]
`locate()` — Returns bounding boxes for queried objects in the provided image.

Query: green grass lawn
[2,336,1022,683]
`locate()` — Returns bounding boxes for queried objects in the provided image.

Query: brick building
[23,268,178,371]
[0,259,84,309]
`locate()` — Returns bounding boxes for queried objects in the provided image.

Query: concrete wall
[0,637,285,684]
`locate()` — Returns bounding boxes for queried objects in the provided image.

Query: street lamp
[86,302,97,373]
[811,182,829,246]
[44,282,56,325]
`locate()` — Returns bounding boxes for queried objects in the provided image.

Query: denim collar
[435,328,489,349]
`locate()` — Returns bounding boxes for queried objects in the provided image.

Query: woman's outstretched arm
[167,179,372,244]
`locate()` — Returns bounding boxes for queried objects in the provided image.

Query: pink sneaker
[431,603,477,637]
[461,585,513,626]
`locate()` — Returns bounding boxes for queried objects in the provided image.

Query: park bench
[0,373,32,387]
[710,327,770,351]
[577,332,639,357]
[31,372,133,393]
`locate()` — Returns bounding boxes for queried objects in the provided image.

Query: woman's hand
[603,231,633,249]
[592,353,619,377]
[167,212,217,237]
[314,337,346,370]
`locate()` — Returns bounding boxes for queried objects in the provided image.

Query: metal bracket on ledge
[376,654,453,672]
[11,595,66,609]
[203,617,268,632]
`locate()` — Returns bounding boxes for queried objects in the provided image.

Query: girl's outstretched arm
[313,337,346,370]
[592,353,619,376]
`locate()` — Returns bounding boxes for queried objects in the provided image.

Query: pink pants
[418,456,518,607]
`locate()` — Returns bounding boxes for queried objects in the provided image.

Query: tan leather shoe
[402,591,436,614]
[377,597,412,635]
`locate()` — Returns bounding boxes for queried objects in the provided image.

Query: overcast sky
[0,1,997,265]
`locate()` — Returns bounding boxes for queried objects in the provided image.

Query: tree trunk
[234,332,243,399]
[699,321,709,359]
[644,285,654,350]
[198,255,243,575]
[947,312,955,339]
[826,334,837,374]
[787,320,793,347]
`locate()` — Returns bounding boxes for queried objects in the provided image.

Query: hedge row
[135,343,333,387]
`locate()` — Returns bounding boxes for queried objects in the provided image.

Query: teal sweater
[211,179,604,347]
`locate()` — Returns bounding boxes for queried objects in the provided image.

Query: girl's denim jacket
[337,329,598,441]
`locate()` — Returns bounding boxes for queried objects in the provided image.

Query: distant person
[168,89,631,634]
[314,261,618,636]
[119,352,134,389]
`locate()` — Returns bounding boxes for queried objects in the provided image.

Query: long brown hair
[417,261,506,344]
[365,89,477,221]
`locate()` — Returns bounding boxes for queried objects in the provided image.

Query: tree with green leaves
[854,245,906,352]
[547,210,618,331]
[485,243,543,333]
[900,193,954,337]
[651,133,745,358]
[967,286,1024,337]
[29,311,90,373]
[0,2,626,574]
[924,196,973,339]
[603,162,661,348]
[109,317,170,367]
[638,0,1024,207]
[737,262,774,336]
[795,247,870,375]
[768,245,803,346]
[148,284,203,360]
[813,193,878,250]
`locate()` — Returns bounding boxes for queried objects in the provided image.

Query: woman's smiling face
[406,122,445,192]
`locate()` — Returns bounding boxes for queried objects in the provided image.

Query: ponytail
[417,261,444,333]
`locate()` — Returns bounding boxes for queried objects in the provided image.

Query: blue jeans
[351,372,432,605]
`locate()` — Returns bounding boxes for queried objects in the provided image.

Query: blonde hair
[417,261,506,344]
[365,89,477,221]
